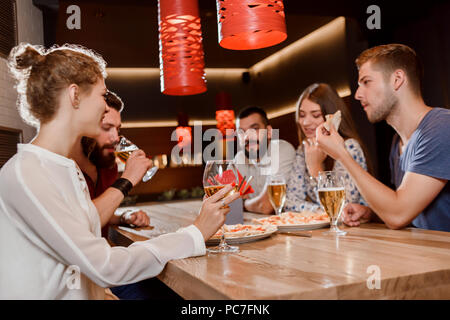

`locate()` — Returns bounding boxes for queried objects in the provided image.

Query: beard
[85,139,117,169]
[243,132,269,161]
[367,88,399,123]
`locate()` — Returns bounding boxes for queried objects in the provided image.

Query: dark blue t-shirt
[389,107,450,232]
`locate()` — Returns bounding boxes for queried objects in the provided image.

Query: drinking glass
[115,136,158,182]
[267,175,286,215]
[203,160,239,253]
[317,171,347,236]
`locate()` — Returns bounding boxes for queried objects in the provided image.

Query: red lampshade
[216,110,235,136]
[217,0,287,50]
[176,126,192,148]
[158,0,207,95]
[215,92,235,136]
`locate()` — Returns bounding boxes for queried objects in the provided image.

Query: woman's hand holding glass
[193,184,240,241]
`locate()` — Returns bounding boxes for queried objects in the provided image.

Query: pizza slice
[324,110,342,132]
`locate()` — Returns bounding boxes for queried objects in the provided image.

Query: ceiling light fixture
[158,0,207,95]
[216,0,287,50]
[215,92,235,137]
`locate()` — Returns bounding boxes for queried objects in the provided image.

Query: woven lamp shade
[176,126,192,148]
[217,0,287,50]
[158,0,206,95]
[215,92,235,136]
[216,110,235,136]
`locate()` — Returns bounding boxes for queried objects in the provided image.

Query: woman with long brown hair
[285,83,371,212]
[0,43,239,299]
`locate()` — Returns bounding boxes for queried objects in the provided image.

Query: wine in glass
[115,136,158,182]
[203,160,239,253]
[267,175,286,215]
[317,171,347,236]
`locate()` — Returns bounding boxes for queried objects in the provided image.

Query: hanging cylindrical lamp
[215,92,235,137]
[158,0,207,95]
[176,111,192,148]
[216,0,287,50]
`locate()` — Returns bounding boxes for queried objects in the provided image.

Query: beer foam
[317,187,345,191]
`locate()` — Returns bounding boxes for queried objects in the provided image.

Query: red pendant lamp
[176,111,192,148]
[216,0,287,50]
[215,92,235,137]
[158,0,207,95]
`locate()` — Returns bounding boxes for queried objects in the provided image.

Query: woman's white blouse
[0,144,205,299]
[285,139,368,212]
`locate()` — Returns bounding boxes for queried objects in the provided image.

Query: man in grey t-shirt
[234,106,296,214]
[316,44,449,232]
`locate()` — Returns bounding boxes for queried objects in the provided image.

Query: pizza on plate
[252,211,330,226]
[209,224,277,240]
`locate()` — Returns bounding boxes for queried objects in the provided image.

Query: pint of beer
[115,151,131,163]
[267,183,286,214]
[266,175,286,215]
[317,171,347,236]
[318,187,345,220]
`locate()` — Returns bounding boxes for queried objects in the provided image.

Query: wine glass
[267,175,286,215]
[317,171,347,236]
[203,160,239,253]
[115,136,158,182]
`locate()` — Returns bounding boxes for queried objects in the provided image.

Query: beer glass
[317,171,347,236]
[203,160,239,253]
[115,136,158,182]
[267,175,286,215]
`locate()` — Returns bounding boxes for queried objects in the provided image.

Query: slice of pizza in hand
[324,110,342,132]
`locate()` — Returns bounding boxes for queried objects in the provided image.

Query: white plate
[206,227,277,245]
[276,221,330,232]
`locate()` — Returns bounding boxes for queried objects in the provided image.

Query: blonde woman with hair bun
[0,43,239,299]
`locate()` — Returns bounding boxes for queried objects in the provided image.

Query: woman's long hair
[295,83,373,174]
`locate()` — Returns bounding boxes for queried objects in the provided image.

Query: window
[0,126,22,169]
[0,0,17,58]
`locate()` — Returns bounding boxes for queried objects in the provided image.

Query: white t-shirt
[234,139,296,198]
[0,144,205,299]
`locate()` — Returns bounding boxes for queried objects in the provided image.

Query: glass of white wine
[203,160,239,253]
[115,136,158,182]
[267,175,286,215]
[317,171,347,236]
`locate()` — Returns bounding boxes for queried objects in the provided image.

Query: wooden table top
[109,200,450,300]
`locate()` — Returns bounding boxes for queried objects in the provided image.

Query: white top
[0,144,205,299]
[234,139,296,199]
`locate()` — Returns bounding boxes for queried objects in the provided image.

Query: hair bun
[9,43,45,71]
[16,46,44,69]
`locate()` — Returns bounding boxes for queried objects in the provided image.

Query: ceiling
[34,0,436,69]
[32,0,445,124]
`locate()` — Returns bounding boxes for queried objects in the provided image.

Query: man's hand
[121,150,152,186]
[315,123,347,161]
[303,138,327,178]
[342,203,372,227]
[123,210,150,227]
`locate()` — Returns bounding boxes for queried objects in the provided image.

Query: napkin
[212,169,254,196]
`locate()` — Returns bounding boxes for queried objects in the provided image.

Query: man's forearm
[338,151,407,228]
[244,188,274,215]
[93,188,124,227]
